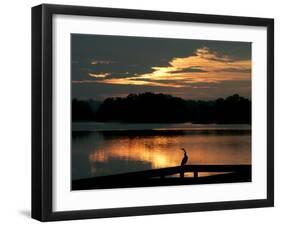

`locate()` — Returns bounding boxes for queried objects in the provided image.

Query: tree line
[72,93,251,124]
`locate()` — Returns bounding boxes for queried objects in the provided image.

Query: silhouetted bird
[181,148,188,166]
[180,148,188,178]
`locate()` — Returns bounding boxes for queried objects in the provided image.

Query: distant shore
[72,93,251,124]
[72,121,251,132]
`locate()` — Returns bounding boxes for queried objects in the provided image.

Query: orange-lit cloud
[90,47,251,87]
[88,72,110,78]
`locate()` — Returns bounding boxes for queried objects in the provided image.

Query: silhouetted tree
[72,93,251,124]
[95,93,189,123]
[72,99,96,121]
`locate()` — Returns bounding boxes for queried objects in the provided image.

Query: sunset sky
[71,34,251,100]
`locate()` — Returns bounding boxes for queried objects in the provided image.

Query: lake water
[72,122,251,180]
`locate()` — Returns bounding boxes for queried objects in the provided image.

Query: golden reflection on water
[89,136,178,169]
[88,133,251,177]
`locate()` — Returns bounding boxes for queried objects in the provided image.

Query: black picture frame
[32,4,274,222]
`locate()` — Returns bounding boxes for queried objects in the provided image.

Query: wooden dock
[72,164,251,190]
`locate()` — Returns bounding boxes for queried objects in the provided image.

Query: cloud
[170,66,208,73]
[216,68,251,73]
[80,62,157,79]
[195,47,235,62]
[88,72,110,78]
[92,47,251,87]
[71,34,252,100]
[72,34,251,86]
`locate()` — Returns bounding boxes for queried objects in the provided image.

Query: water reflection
[72,128,251,180]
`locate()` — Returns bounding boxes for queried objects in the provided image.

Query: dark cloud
[128,78,193,85]
[216,68,251,73]
[170,66,208,73]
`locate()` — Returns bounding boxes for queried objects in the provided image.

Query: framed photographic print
[32,4,274,221]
